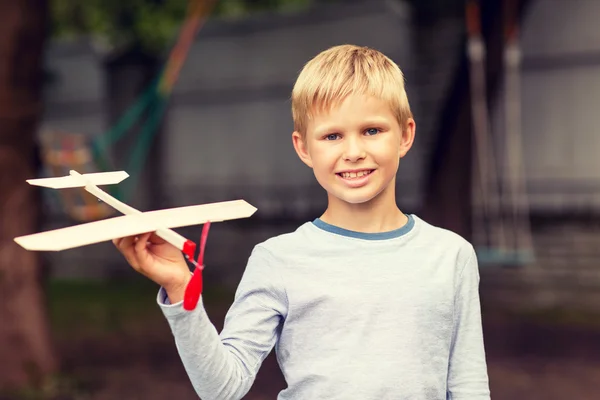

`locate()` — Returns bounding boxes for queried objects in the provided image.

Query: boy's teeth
[341,170,371,179]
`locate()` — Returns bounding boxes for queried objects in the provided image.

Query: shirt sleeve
[157,244,287,400]
[447,245,491,399]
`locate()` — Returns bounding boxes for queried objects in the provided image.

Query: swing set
[466,0,535,267]
[40,0,216,222]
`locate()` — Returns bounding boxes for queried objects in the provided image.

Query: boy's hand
[113,232,191,303]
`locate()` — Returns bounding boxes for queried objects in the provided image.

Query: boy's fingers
[116,235,136,251]
[133,232,154,268]
[114,235,140,269]
[135,232,153,252]
[148,232,166,245]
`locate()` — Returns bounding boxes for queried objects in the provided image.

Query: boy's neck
[320,190,408,234]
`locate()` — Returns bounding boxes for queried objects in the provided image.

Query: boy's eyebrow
[312,124,343,136]
[313,118,391,135]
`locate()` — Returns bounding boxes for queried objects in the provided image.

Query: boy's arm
[158,244,287,400]
[447,245,490,399]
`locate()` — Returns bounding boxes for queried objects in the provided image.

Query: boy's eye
[365,128,380,135]
[325,133,340,140]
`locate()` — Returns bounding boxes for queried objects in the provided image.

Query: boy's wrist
[164,274,192,304]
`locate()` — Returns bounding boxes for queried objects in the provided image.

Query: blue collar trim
[312,214,415,240]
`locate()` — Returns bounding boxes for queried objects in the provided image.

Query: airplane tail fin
[27,171,129,189]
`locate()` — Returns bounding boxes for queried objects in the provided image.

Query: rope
[501,0,535,264]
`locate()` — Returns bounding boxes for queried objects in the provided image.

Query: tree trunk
[0,0,57,389]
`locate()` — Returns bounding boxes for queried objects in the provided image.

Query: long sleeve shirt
[157,214,490,399]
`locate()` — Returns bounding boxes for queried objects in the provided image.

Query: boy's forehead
[308,95,391,118]
[305,96,396,132]
[306,101,337,119]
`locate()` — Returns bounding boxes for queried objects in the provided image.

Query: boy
[114,44,490,399]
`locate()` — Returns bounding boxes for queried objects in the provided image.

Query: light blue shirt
[158,214,490,399]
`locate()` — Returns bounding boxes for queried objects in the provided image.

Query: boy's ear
[398,118,416,158]
[292,131,313,168]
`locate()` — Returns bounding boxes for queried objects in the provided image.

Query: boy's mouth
[336,170,374,180]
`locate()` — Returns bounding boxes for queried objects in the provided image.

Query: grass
[6,278,600,399]
[490,307,600,329]
[47,278,164,335]
[1,278,237,399]
[0,373,91,400]
[47,277,237,335]
[46,277,600,339]
[1,279,169,399]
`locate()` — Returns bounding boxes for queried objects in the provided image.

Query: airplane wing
[14,199,257,251]
[27,171,129,188]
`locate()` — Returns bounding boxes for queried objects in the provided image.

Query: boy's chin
[329,190,379,205]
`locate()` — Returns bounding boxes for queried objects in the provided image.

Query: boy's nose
[342,137,366,162]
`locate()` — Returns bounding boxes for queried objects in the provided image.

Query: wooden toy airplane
[14,170,257,310]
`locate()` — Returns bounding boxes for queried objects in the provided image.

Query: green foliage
[47,278,235,335]
[50,0,323,54]
[214,0,315,18]
[0,372,89,400]
[51,0,188,53]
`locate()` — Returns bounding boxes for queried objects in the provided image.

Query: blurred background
[1,0,599,398]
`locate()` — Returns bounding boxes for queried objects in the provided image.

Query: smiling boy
[114,44,490,399]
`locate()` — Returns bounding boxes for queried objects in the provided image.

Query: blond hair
[291,44,413,135]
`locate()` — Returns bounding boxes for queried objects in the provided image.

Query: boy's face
[292,94,415,206]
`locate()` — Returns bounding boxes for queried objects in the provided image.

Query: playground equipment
[465,0,535,266]
[41,0,215,222]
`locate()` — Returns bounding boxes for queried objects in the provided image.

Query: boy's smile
[293,94,415,206]
[336,168,374,188]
